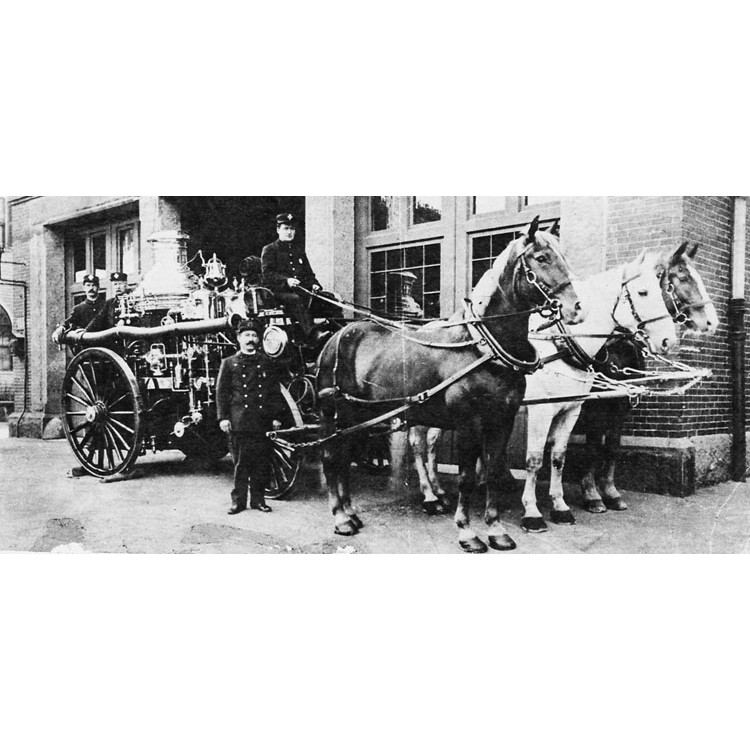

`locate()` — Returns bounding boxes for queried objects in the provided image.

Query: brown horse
[315,217,584,553]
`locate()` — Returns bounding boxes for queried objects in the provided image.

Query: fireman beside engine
[217,318,285,515]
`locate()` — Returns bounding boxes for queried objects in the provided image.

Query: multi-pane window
[471,221,559,287]
[525,196,561,206]
[66,219,140,308]
[473,197,509,214]
[413,196,442,224]
[371,196,393,231]
[370,242,441,318]
[0,305,13,371]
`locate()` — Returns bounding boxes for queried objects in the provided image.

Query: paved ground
[1,431,749,553]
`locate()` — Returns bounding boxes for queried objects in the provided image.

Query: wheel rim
[264,385,303,500]
[61,347,143,477]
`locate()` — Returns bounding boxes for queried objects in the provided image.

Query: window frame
[65,218,140,312]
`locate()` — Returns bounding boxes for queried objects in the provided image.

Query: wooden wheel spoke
[104,420,130,452]
[65,392,90,408]
[103,425,126,463]
[107,392,131,409]
[85,359,99,390]
[65,411,88,416]
[274,447,294,474]
[109,417,135,435]
[69,379,93,404]
[74,367,96,403]
[101,428,116,471]
[69,422,89,437]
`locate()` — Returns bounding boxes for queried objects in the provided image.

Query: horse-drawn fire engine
[56,230,354,498]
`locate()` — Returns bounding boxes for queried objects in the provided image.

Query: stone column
[305,196,355,303]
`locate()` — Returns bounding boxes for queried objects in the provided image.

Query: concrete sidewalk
[1,435,749,553]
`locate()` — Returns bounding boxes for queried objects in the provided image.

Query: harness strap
[295,351,496,448]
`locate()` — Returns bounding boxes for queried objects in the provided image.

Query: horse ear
[548,219,560,237]
[688,243,699,259]
[669,241,690,266]
[527,215,540,241]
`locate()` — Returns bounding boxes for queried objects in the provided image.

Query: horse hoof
[335,520,359,536]
[459,537,488,554]
[348,513,365,529]
[605,498,628,511]
[551,509,576,525]
[584,501,607,514]
[423,501,447,516]
[522,517,548,533]
[488,534,517,551]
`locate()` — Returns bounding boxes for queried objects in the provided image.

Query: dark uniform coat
[216,351,285,434]
[85,296,124,332]
[63,296,106,330]
[261,239,320,296]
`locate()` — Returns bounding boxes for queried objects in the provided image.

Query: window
[371,196,393,231]
[65,218,140,312]
[473,197,509,214]
[0,305,13,371]
[370,242,441,318]
[471,221,559,287]
[413,196,442,224]
[525,196,561,206]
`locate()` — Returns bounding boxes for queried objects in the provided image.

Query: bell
[135,231,199,311]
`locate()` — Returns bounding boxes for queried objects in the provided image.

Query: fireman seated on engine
[260,213,340,346]
[86,271,133,332]
[52,273,105,344]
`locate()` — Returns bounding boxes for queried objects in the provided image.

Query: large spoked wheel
[264,385,304,501]
[61,347,144,478]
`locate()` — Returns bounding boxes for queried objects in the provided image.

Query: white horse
[518,248,677,531]
[395,248,679,519]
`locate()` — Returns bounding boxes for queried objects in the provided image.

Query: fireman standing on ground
[217,319,285,515]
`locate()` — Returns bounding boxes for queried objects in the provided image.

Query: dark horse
[577,242,719,512]
[316,217,584,553]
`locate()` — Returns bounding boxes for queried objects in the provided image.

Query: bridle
[513,241,576,321]
[661,268,713,326]
[614,269,673,332]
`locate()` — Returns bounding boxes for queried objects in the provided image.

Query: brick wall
[604,197,736,440]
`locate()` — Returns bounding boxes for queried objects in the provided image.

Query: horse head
[617,250,678,354]
[506,216,583,324]
[470,216,583,325]
[659,242,719,335]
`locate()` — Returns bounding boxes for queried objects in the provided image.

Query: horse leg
[323,442,359,536]
[454,422,488,554]
[547,406,581,526]
[580,413,607,514]
[482,424,518,551]
[520,405,551,533]
[600,421,627,511]
[425,428,449,502]
[408,427,448,515]
[338,442,364,529]
[388,429,410,497]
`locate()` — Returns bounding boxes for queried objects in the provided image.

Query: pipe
[730,196,747,481]
[0,197,30,428]
[60,315,234,346]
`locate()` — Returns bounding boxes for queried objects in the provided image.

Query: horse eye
[638,289,649,297]
[534,255,548,264]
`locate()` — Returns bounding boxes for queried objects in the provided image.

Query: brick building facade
[2,195,747,495]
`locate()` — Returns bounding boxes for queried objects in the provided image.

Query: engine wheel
[264,385,304,500]
[61,347,144,477]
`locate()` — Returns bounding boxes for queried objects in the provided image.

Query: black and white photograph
[3,4,749,749]
[0,195,746,554]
